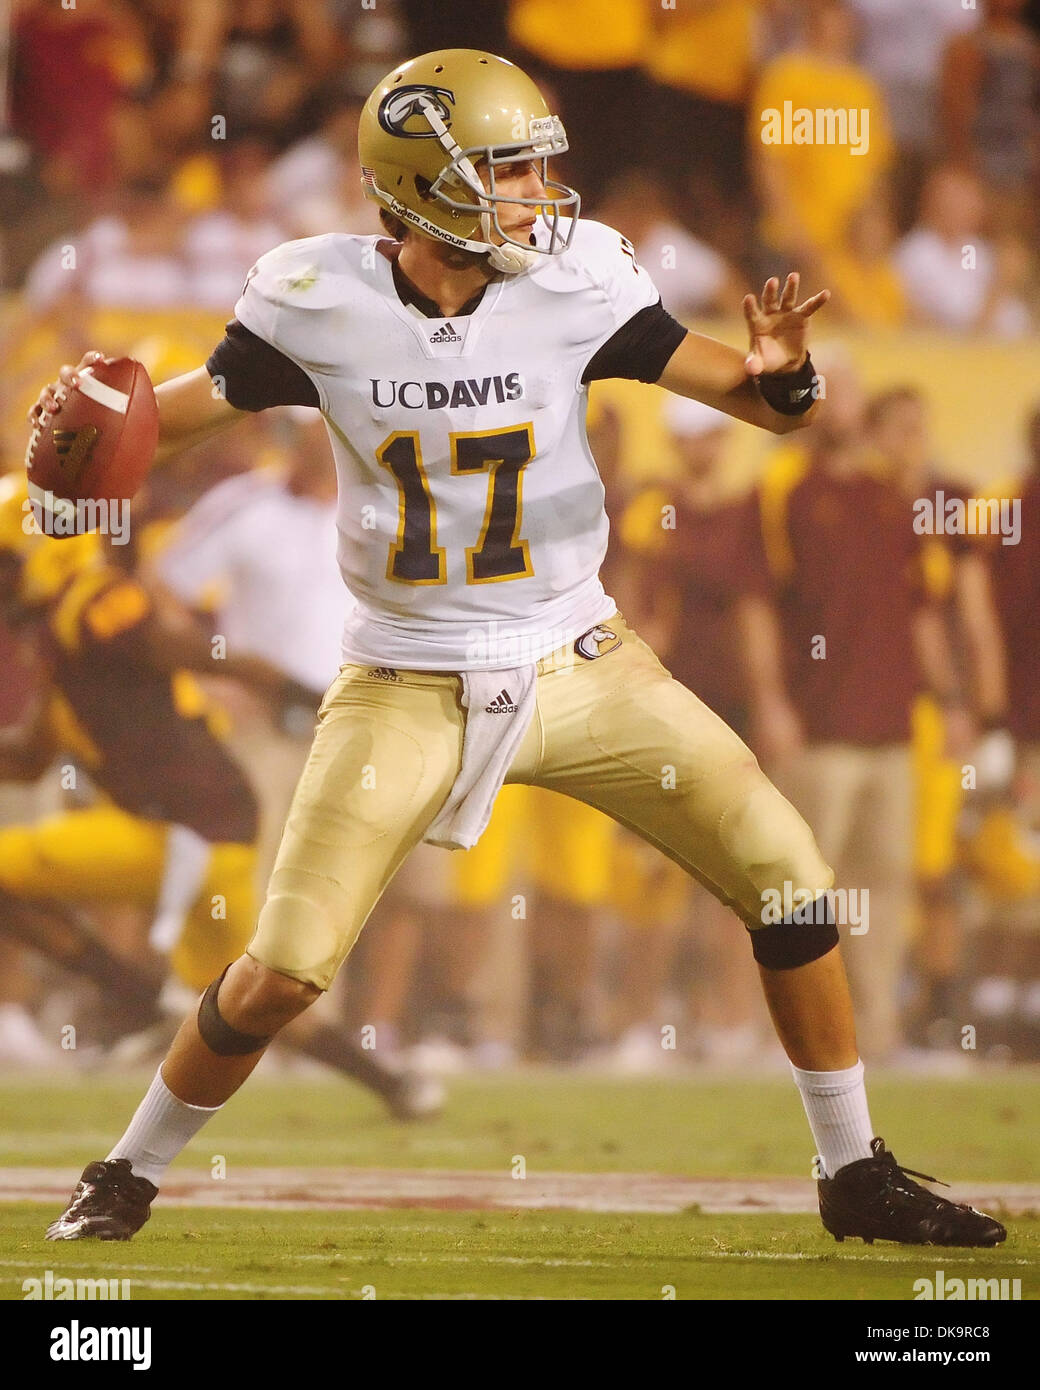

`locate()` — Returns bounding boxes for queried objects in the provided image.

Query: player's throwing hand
[28,352,106,426]
[743,274,829,377]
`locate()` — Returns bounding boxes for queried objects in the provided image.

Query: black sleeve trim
[581,300,688,385]
[205,319,321,412]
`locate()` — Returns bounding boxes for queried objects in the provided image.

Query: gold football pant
[0,803,257,990]
[251,615,833,990]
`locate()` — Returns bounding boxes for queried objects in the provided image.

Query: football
[25,356,159,537]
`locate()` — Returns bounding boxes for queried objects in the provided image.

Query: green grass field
[1,1068,1037,1300]
[3,1206,1035,1301]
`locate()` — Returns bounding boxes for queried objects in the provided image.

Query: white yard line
[1,1166,1037,1216]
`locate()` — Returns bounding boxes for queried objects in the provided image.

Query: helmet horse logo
[377,85,455,138]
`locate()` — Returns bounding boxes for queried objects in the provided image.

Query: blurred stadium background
[0,2,1039,1296]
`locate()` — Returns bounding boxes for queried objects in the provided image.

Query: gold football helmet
[358,48,580,274]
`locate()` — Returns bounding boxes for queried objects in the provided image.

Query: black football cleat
[819,1138,1007,1247]
[46,1159,157,1242]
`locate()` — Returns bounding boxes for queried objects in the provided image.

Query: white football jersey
[232,218,660,670]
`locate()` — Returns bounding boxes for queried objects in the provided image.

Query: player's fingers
[28,387,60,424]
[57,352,103,389]
[743,294,774,373]
[794,288,831,317]
[742,302,765,373]
[779,272,799,310]
[761,276,781,313]
[31,350,104,424]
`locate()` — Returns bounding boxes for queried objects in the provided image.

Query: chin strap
[485,238,540,275]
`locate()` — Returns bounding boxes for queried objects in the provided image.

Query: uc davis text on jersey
[371,374,523,409]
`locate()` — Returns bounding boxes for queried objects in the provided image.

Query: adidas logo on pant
[484,688,517,714]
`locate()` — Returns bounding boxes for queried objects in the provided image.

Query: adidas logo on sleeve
[484,688,518,714]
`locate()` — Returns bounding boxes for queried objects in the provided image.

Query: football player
[0,478,438,1117]
[37,49,1003,1246]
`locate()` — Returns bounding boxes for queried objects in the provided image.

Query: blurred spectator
[939,0,1040,235]
[1,161,84,295]
[266,105,381,239]
[751,0,892,279]
[643,0,760,260]
[868,388,1006,1052]
[139,0,345,158]
[342,840,456,1065]
[742,360,962,1060]
[131,0,231,92]
[153,413,343,891]
[522,790,615,1064]
[157,420,343,694]
[820,195,906,327]
[184,140,287,310]
[11,0,153,197]
[210,0,344,138]
[612,396,772,1066]
[620,397,764,740]
[592,172,747,320]
[0,616,61,1067]
[894,165,1033,337]
[126,417,268,565]
[19,146,291,333]
[416,789,526,1068]
[401,0,509,58]
[0,943,59,1066]
[507,0,650,197]
[848,0,979,229]
[24,178,189,316]
[606,834,692,1071]
[756,0,805,52]
[965,407,1040,1057]
[15,177,190,363]
[991,407,1040,816]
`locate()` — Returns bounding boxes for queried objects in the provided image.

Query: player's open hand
[28,351,106,426]
[743,274,829,377]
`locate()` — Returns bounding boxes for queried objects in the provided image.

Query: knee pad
[197,965,273,1056]
[747,892,839,969]
[249,870,360,991]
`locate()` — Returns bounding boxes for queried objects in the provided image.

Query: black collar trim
[391,258,488,319]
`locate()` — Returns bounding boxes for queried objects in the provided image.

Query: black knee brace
[747,893,839,970]
[197,965,273,1056]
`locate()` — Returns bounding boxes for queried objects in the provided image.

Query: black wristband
[756,353,817,416]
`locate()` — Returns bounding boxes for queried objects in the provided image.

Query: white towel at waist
[423,666,537,850]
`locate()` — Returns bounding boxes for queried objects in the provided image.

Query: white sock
[107,1069,222,1187]
[791,1060,874,1178]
